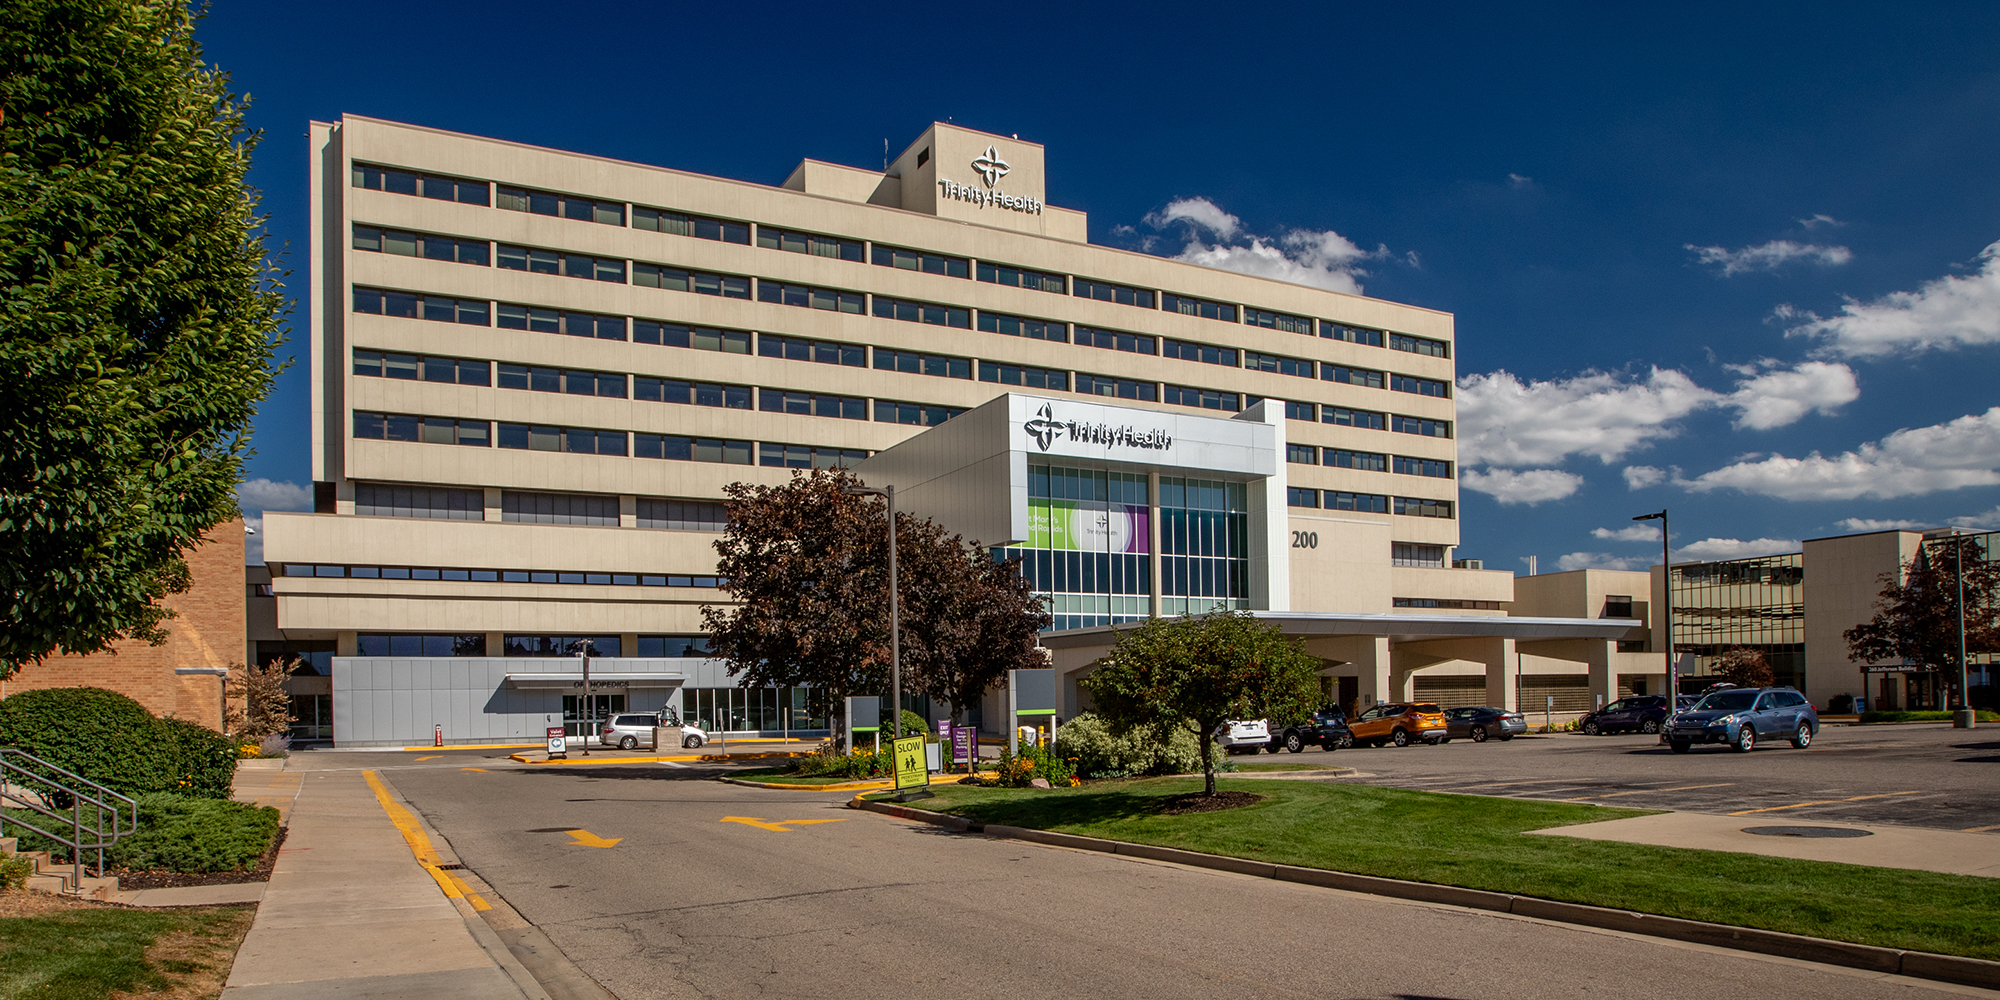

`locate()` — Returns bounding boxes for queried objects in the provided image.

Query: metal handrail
[0,748,139,890]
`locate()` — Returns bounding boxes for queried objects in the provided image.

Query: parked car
[1442,706,1526,742]
[1266,709,1354,753]
[1665,687,1818,753]
[1217,719,1271,754]
[1578,695,1680,735]
[1349,703,1449,747]
[599,711,709,750]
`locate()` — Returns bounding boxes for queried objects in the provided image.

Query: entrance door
[563,693,627,738]
[1338,676,1359,718]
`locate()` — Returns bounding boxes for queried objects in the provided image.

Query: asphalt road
[327,749,1992,1000]
[1276,722,2000,832]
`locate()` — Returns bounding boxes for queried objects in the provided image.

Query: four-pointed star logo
[971,145,1011,188]
[1024,404,1061,451]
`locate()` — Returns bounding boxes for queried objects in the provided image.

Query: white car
[1216,719,1272,755]
[598,711,708,750]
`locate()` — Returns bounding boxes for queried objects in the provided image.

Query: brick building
[1,519,247,731]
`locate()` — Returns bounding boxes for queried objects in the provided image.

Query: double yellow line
[363,770,490,911]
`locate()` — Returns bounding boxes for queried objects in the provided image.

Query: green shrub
[1055,713,1207,778]
[874,708,930,739]
[0,687,236,800]
[792,744,887,779]
[0,853,33,890]
[5,793,279,873]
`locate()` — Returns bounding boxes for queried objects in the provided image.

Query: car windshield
[1694,690,1758,712]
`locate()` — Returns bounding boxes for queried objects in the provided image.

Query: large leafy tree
[1844,535,2000,708]
[1,0,283,674]
[702,468,1049,730]
[1081,611,1321,796]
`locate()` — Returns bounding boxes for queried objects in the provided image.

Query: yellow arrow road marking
[461,767,487,772]
[565,829,622,848]
[415,756,442,761]
[1727,790,1920,816]
[720,816,853,832]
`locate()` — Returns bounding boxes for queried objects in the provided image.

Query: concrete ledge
[850,796,2000,990]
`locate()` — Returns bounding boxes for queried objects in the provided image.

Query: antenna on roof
[883,138,888,170]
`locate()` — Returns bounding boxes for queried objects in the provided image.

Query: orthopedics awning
[504,672,686,690]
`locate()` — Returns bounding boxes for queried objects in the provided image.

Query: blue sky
[211,1,2000,571]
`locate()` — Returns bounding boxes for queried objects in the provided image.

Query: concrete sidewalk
[1530,812,2000,877]
[219,765,544,1000]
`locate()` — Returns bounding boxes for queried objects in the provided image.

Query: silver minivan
[599,710,708,750]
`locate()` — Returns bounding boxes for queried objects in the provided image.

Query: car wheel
[1669,740,1692,754]
[1791,723,1812,749]
[683,735,703,749]
[618,735,638,750]
[1285,733,1305,753]
[1641,719,1660,735]
[1732,725,1757,753]
[1470,726,1488,743]
[1390,729,1410,748]
[1582,720,1600,736]
[1340,734,1354,749]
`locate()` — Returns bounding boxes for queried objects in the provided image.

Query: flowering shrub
[982,742,1076,788]
[792,743,889,778]
[1055,713,1207,778]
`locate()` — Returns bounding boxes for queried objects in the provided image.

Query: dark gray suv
[1666,686,1818,753]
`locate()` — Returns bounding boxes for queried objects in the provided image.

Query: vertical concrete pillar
[1353,636,1392,707]
[1484,637,1518,711]
[484,487,503,523]
[1587,640,1617,713]
[485,632,505,657]
[618,495,637,528]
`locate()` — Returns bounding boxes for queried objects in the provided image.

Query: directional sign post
[891,733,932,801]
[546,726,567,760]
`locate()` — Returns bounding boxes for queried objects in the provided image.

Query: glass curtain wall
[1669,553,1805,692]
[996,464,1151,631]
[1159,476,1250,616]
[680,686,829,734]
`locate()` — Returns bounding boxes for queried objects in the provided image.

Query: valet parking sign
[938,145,1043,215]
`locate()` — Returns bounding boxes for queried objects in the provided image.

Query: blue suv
[1666,686,1818,754]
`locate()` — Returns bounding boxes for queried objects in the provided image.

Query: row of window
[1392,597,1504,610]
[356,484,728,530]
[1285,488,1456,518]
[348,165,1452,354]
[350,634,709,658]
[353,409,873,469]
[1285,444,1455,479]
[281,563,722,588]
[350,278,1452,410]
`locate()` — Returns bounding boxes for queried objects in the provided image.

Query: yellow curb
[398,743,543,751]
[505,750,817,764]
[362,769,491,911]
[724,777,894,792]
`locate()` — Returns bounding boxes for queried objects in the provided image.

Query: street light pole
[578,638,594,756]
[844,484,902,739]
[1954,534,1975,729]
[1634,510,1674,704]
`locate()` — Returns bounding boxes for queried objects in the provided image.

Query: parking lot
[1284,722,2000,832]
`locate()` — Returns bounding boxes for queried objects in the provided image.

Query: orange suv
[1349,703,1449,747]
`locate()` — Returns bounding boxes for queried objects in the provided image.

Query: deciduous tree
[1844,536,2000,708]
[1,0,284,674]
[1081,611,1322,796]
[225,657,297,740]
[1717,646,1774,688]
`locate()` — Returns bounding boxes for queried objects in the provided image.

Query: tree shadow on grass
[931,784,1199,828]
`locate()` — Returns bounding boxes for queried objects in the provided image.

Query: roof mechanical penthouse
[261,115,1645,747]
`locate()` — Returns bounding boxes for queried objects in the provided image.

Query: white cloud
[238,478,312,514]
[1459,468,1583,505]
[1674,537,1803,561]
[1456,368,1717,467]
[1721,360,1859,430]
[1836,517,1931,532]
[1137,196,1384,295]
[1948,506,2000,530]
[1508,173,1534,189]
[1682,406,2000,501]
[1555,551,1651,572]
[1623,466,1668,490]
[1592,525,1661,543]
[1799,214,1844,229]
[1784,240,2000,357]
[1687,240,1853,276]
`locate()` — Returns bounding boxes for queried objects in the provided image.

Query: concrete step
[6,846,119,896]
[0,836,16,854]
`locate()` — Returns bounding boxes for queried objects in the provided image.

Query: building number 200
[1291,531,1318,549]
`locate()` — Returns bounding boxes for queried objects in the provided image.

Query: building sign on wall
[939,145,1044,215]
[1023,403,1172,453]
[1028,500,1150,553]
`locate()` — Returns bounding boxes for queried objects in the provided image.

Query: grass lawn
[729,767,885,786]
[1228,762,1337,772]
[883,777,2000,961]
[0,892,254,1000]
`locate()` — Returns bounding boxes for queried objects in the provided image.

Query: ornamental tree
[1080,610,1322,797]
[701,467,1049,733]
[1,0,284,674]
[1844,535,2000,708]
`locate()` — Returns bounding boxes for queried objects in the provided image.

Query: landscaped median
[859,777,2000,978]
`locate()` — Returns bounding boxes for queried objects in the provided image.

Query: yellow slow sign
[893,734,929,790]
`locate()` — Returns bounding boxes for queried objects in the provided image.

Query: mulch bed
[1156,791,1264,815]
[109,825,287,890]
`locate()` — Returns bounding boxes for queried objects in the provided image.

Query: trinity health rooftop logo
[1023,403,1172,453]
[939,143,1040,215]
